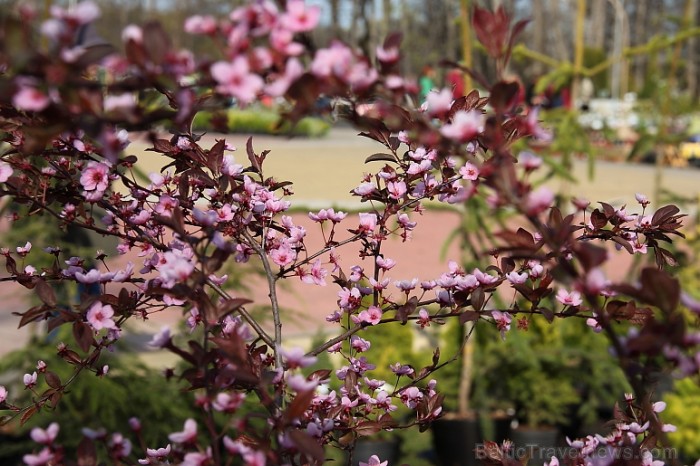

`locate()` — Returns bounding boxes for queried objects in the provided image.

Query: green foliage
[472,316,628,429]
[435,319,463,413]
[539,108,596,181]
[663,378,700,459]
[583,47,608,93]
[362,321,420,384]
[0,329,199,463]
[192,108,331,137]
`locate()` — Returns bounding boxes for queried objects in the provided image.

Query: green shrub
[0,329,198,463]
[192,108,331,137]
[664,377,700,460]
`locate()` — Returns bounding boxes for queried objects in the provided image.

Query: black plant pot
[431,417,482,466]
[510,427,559,466]
[351,439,400,466]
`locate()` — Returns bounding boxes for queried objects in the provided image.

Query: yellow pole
[460,0,473,91]
[572,0,586,107]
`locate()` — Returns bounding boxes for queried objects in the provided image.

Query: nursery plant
[0,2,696,466]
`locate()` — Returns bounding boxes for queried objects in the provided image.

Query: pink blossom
[0,161,12,182]
[265,58,303,97]
[182,449,212,466]
[122,24,143,43]
[281,0,320,32]
[87,301,117,331]
[556,289,583,307]
[13,87,50,112]
[359,455,388,466]
[354,181,377,196]
[506,271,528,285]
[351,336,371,352]
[0,385,7,403]
[159,251,194,286]
[661,423,676,432]
[459,162,480,180]
[524,186,554,215]
[184,15,217,35]
[525,107,552,142]
[440,110,484,142]
[641,450,664,466]
[492,310,512,340]
[387,180,407,200]
[356,306,383,325]
[104,93,135,112]
[376,44,399,63]
[282,347,317,369]
[109,433,132,459]
[358,212,378,233]
[75,269,114,284]
[52,1,100,24]
[400,386,423,408]
[635,192,650,207]
[417,308,431,328]
[23,448,54,466]
[30,423,59,445]
[652,401,666,413]
[139,444,171,464]
[149,326,171,348]
[426,88,453,115]
[212,392,246,412]
[168,418,197,444]
[287,373,318,392]
[80,161,110,193]
[24,372,37,388]
[586,316,602,333]
[301,259,327,286]
[518,151,543,170]
[211,57,264,105]
[311,42,353,79]
[544,457,559,466]
[16,241,32,256]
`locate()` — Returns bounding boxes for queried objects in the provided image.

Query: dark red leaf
[354,421,382,437]
[17,305,49,328]
[44,371,61,389]
[20,406,37,425]
[365,153,397,164]
[488,80,521,113]
[459,311,479,324]
[35,279,56,307]
[288,429,324,463]
[5,255,17,275]
[246,137,261,172]
[651,205,680,226]
[640,268,680,314]
[284,390,315,422]
[73,321,94,353]
[142,21,171,66]
[471,288,485,311]
[149,139,176,153]
[77,436,98,466]
[590,209,608,229]
[396,296,418,324]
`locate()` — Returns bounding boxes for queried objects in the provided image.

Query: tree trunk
[548,0,571,62]
[589,0,606,49]
[632,1,648,93]
[687,0,699,99]
[329,0,341,40]
[532,0,545,75]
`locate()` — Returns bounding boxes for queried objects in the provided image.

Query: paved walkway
[1,126,698,364]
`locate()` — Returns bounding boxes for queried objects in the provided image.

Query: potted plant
[430,317,483,466]
[478,317,580,464]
